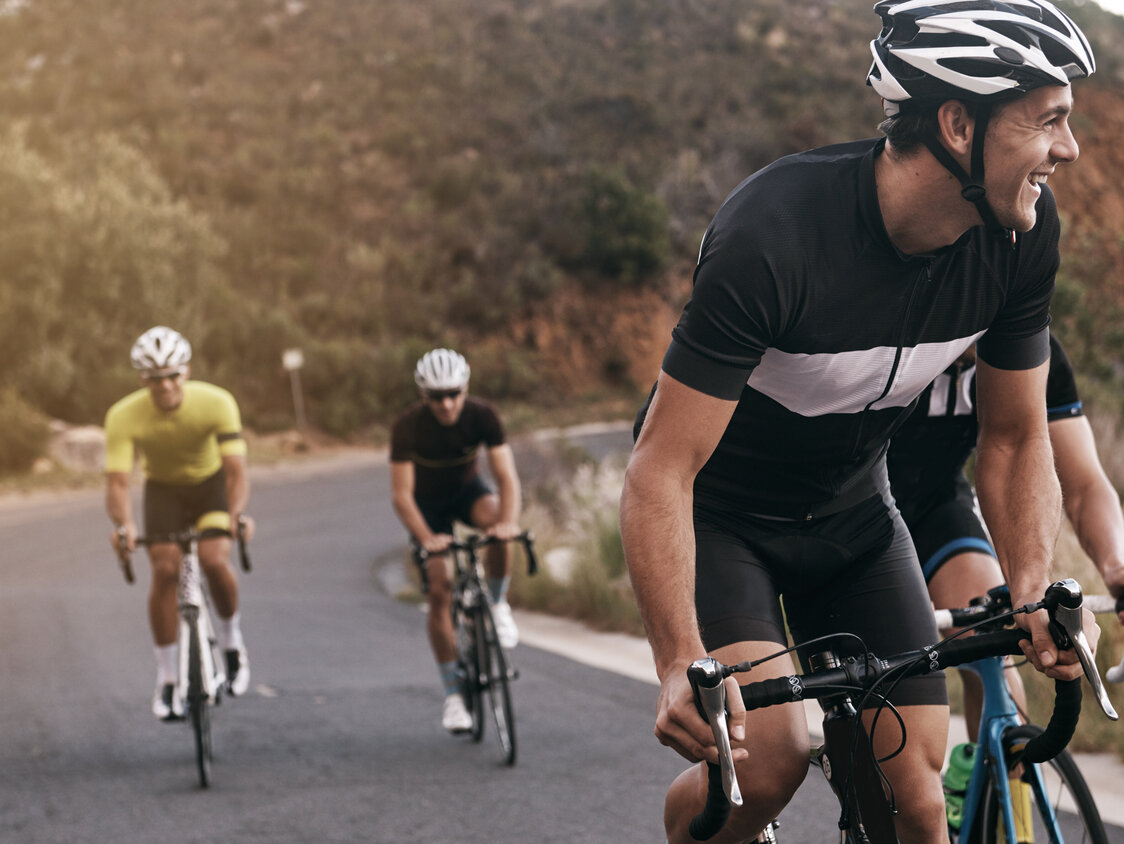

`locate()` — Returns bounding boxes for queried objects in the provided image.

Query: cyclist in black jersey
[619,3,1099,842]
[390,348,524,734]
[888,333,1124,740]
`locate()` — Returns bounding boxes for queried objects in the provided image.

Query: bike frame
[176,533,223,707]
[956,656,1056,844]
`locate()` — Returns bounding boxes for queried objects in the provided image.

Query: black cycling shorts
[415,475,495,536]
[694,486,947,708]
[904,474,996,583]
[144,469,231,540]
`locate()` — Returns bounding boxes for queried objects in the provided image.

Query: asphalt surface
[2,426,1121,842]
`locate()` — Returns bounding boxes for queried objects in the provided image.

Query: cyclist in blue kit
[619,2,1100,842]
[889,333,1124,740]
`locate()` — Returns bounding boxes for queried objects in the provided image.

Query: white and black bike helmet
[868,0,1095,115]
[867,0,1095,242]
[414,348,470,392]
[130,326,192,371]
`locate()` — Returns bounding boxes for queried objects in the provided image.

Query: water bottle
[943,742,976,830]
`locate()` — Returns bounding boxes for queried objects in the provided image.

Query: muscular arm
[485,443,522,538]
[222,453,250,521]
[1051,415,1124,605]
[222,453,254,541]
[619,370,742,760]
[390,460,447,551]
[974,359,1073,673]
[106,471,137,551]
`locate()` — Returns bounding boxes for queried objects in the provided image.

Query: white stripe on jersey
[926,364,977,417]
[747,332,986,417]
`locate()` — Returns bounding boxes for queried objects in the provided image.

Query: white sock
[155,644,178,685]
[218,611,244,653]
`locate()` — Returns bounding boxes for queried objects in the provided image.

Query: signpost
[282,348,307,432]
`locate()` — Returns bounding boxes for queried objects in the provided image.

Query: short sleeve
[976,188,1058,371]
[214,389,247,457]
[103,403,136,474]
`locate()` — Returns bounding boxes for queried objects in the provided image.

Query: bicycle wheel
[479,602,517,766]
[186,613,213,788]
[978,724,1107,844]
[465,611,487,741]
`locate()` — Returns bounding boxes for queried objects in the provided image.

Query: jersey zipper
[848,259,931,463]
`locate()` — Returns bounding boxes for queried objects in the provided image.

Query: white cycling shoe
[490,600,519,649]
[152,681,184,721]
[442,693,473,734]
[225,647,251,697]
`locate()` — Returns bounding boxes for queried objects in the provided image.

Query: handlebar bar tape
[688,762,732,841]
[1019,679,1082,764]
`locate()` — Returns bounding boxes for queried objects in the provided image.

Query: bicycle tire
[468,607,486,743]
[187,615,213,788]
[977,724,1107,844]
[480,602,517,766]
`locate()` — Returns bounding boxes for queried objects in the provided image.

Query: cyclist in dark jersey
[390,348,523,734]
[619,3,1098,842]
[889,333,1124,740]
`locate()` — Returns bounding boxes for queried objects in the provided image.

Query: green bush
[0,391,50,475]
[572,167,670,288]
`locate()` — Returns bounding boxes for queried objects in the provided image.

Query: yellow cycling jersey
[104,380,247,485]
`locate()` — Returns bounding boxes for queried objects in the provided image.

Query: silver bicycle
[116,523,251,788]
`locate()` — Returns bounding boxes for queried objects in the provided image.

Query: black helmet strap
[921,101,1016,248]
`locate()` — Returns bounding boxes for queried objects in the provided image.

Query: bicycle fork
[177,550,223,704]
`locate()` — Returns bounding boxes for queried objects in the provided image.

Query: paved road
[1,429,1120,842]
[0,432,705,844]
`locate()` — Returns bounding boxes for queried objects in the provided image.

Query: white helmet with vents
[414,348,470,391]
[868,0,1095,116]
[130,326,192,371]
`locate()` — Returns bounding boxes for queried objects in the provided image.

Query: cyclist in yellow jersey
[104,326,256,720]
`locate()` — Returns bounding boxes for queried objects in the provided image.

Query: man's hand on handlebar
[235,513,256,543]
[111,522,137,555]
[1104,566,1124,625]
[486,520,522,541]
[420,533,454,554]
[1016,603,1101,682]
[655,658,747,766]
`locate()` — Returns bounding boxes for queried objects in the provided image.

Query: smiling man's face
[983,85,1078,233]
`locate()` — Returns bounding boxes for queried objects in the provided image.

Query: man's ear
[935,99,975,157]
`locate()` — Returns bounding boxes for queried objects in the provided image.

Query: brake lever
[688,657,743,808]
[1046,579,1118,721]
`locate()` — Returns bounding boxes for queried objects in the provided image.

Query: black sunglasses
[142,368,186,383]
[425,389,463,402]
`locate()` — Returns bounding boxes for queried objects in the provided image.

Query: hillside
[0,0,1123,447]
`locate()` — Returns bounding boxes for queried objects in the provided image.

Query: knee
[149,555,179,589]
[427,581,452,613]
[890,769,947,840]
[722,743,808,836]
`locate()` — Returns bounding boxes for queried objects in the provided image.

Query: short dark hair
[878,100,979,153]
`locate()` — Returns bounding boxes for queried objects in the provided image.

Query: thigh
[461,477,499,528]
[928,550,1004,612]
[186,470,232,536]
[693,516,787,652]
[787,509,948,708]
[909,476,995,582]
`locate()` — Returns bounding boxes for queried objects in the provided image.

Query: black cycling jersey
[888,333,1080,522]
[390,397,506,500]
[637,138,1057,518]
[887,333,1082,577]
